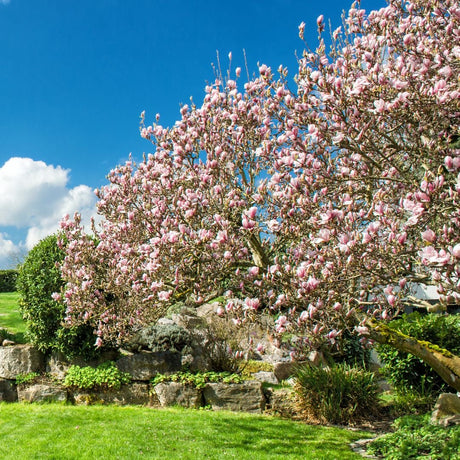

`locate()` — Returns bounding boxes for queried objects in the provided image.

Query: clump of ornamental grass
[294,362,380,425]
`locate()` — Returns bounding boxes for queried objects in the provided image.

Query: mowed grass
[0,404,372,459]
[0,291,26,337]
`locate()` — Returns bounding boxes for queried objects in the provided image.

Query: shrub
[367,413,460,459]
[16,234,104,360]
[64,362,131,391]
[377,312,460,395]
[294,363,380,425]
[0,270,18,292]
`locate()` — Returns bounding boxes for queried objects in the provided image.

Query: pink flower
[387,295,397,307]
[275,315,288,333]
[244,297,260,310]
[421,228,436,243]
[452,244,460,259]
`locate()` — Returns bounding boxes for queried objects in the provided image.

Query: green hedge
[0,270,18,292]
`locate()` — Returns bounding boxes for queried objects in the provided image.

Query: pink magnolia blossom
[58,0,459,358]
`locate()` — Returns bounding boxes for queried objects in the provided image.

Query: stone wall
[0,344,280,414]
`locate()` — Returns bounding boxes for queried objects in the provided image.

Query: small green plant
[387,385,437,416]
[0,327,14,342]
[152,371,243,389]
[15,372,40,386]
[367,413,460,459]
[64,362,131,391]
[294,363,380,425]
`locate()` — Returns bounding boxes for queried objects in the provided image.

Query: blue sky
[0,0,386,268]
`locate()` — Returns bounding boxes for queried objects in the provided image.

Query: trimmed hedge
[16,234,105,360]
[0,270,18,292]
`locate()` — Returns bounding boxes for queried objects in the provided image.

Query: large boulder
[0,345,45,379]
[431,393,460,426]
[18,384,68,403]
[0,379,17,402]
[203,381,265,413]
[153,382,203,408]
[71,383,150,406]
[116,351,181,381]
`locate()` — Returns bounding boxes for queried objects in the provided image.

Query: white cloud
[0,0,11,5]
[0,157,98,262]
[0,233,17,268]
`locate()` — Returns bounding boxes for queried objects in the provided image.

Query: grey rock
[116,351,181,381]
[0,379,17,402]
[18,384,67,403]
[157,318,176,326]
[2,340,15,347]
[153,382,202,408]
[72,382,150,406]
[203,381,265,413]
[252,371,279,385]
[273,361,296,381]
[431,393,460,426]
[265,387,296,417]
[171,313,206,330]
[0,345,45,379]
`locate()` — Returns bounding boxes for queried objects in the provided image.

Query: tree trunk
[364,319,460,392]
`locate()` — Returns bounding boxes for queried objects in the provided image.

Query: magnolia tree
[58,0,460,389]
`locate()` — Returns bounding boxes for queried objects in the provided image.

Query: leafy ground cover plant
[294,363,380,425]
[15,372,41,386]
[64,362,131,391]
[0,403,373,459]
[367,413,460,459]
[152,371,243,389]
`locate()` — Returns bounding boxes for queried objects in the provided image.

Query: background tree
[59,0,460,389]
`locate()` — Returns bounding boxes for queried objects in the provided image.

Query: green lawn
[0,291,25,337]
[0,404,372,459]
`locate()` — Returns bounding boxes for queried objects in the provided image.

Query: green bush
[64,362,131,391]
[294,363,380,425]
[367,413,460,459]
[0,270,18,292]
[16,234,104,360]
[377,312,460,395]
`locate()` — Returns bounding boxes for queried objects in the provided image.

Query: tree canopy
[58,0,460,388]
